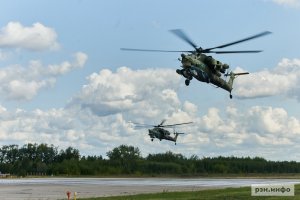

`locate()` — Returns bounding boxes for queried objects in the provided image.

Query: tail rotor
[225,71,249,99]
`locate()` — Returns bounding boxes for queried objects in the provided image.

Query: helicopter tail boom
[174,132,184,142]
[226,71,249,98]
[233,72,249,76]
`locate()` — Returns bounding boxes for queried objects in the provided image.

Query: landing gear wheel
[185,79,190,86]
[175,143,177,145]
[230,94,232,99]
[151,139,153,142]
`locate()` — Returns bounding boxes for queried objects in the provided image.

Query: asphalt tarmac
[0,178,299,200]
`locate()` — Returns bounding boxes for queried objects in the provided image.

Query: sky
[0,0,300,161]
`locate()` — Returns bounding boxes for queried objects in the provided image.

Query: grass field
[78,184,300,200]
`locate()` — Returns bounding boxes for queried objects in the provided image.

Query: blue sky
[1,0,300,160]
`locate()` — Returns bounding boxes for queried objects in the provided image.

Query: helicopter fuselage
[176,53,233,94]
[148,127,178,142]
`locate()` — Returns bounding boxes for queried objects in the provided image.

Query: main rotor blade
[205,31,272,51]
[129,122,155,127]
[134,125,154,129]
[159,119,166,126]
[161,122,193,127]
[120,48,190,53]
[209,50,263,54]
[170,29,198,50]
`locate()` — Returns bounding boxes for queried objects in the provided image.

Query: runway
[0,177,299,200]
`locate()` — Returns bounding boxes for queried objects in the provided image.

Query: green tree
[107,145,142,174]
[57,147,80,162]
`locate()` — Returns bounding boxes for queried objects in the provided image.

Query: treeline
[1,143,300,176]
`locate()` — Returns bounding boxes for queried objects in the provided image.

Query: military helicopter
[131,120,193,145]
[121,29,271,98]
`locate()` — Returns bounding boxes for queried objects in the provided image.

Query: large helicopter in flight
[131,120,193,145]
[121,29,271,98]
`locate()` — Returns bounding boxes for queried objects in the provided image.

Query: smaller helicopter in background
[130,120,193,145]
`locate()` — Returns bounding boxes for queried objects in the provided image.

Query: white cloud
[48,52,88,75]
[0,67,195,155]
[1,67,300,161]
[0,52,88,101]
[1,102,300,160]
[247,106,288,134]
[0,23,87,101]
[272,0,300,8]
[73,52,88,68]
[70,67,182,118]
[199,106,300,160]
[6,79,53,101]
[0,22,60,51]
[234,58,300,100]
